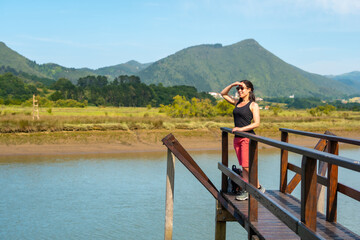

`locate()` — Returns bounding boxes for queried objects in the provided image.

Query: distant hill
[326,71,360,93]
[94,60,152,79]
[0,42,47,78]
[1,40,358,98]
[0,42,149,83]
[138,39,353,98]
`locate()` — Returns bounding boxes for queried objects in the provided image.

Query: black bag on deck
[227,165,243,194]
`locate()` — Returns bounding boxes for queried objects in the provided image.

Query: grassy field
[1,105,360,145]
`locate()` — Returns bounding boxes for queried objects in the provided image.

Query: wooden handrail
[280,128,360,146]
[221,127,360,172]
[222,128,321,232]
[162,130,359,239]
[287,162,360,201]
[222,127,360,234]
[281,129,360,202]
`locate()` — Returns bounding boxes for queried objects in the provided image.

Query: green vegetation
[0,66,55,87]
[307,105,336,117]
[0,73,215,107]
[1,104,360,146]
[1,40,358,99]
[1,105,360,134]
[160,96,236,117]
[0,42,147,83]
[327,71,360,92]
[95,60,151,78]
[264,97,360,111]
[0,42,47,78]
[160,96,216,117]
[0,73,38,104]
[138,39,353,97]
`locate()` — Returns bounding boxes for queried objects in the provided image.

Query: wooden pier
[162,128,360,240]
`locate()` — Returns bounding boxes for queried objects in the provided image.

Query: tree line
[264,97,360,111]
[1,71,360,112]
[0,73,215,107]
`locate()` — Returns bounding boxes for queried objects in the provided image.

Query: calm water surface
[0,147,359,239]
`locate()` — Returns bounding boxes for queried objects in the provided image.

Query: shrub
[54,99,87,108]
[22,96,53,107]
[308,104,336,117]
[161,95,217,118]
[215,100,234,116]
[271,105,283,116]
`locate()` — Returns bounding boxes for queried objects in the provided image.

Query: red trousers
[233,137,250,168]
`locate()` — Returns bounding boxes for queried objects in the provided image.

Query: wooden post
[215,200,226,240]
[164,149,175,240]
[317,132,333,214]
[215,131,228,240]
[221,131,229,192]
[316,160,327,214]
[280,131,289,193]
[248,139,258,222]
[32,94,39,120]
[301,156,317,232]
[326,140,339,222]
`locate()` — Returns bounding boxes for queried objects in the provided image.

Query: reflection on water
[0,148,359,239]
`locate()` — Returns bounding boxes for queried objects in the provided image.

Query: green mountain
[0,42,47,78]
[1,40,358,98]
[138,39,353,98]
[94,60,152,78]
[0,42,95,82]
[326,71,360,92]
[0,42,148,83]
[35,63,95,82]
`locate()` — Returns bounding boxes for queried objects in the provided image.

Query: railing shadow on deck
[162,128,360,240]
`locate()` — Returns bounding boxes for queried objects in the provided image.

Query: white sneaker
[235,191,249,201]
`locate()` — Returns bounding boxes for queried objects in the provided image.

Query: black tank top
[233,101,255,136]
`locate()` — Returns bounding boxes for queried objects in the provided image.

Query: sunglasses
[236,85,244,91]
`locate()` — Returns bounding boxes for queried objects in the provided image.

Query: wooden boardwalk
[223,190,360,239]
[162,128,360,240]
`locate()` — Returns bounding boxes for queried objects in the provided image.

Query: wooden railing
[279,128,360,222]
[162,129,359,240]
[220,127,360,239]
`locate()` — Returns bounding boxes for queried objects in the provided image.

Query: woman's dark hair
[239,80,256,102]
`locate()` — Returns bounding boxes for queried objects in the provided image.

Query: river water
[0,147,359,239]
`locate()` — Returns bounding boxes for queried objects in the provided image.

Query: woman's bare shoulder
[250,102,259,110]
[250,102,259,107]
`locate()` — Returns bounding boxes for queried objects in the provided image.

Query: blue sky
[1,0,359,75]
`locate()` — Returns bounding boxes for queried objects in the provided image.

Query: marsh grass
[1,106,360,145]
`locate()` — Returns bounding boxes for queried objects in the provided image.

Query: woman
[220,80,265,201]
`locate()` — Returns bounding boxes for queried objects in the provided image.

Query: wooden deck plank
[266,190,359,240]
[223,192,300,240]
[223,190,359,240]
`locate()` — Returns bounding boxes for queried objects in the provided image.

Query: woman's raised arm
[220,82,241,105]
